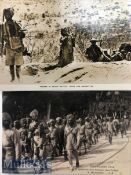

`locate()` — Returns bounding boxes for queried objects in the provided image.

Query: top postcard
[0,0,130,86]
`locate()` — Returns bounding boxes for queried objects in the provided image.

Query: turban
[2,112,12,122]
[30,109,38,117]
[4,8,14,16]
[66,114,74,121]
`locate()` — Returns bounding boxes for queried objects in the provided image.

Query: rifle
[0,24,4,57]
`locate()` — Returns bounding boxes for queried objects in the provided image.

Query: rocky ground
[4,130,131,174]
[0,57,131,85]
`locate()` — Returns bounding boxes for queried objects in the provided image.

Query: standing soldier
[13,120,21,131]
[106,117,113,144]
[92,119,99,144]
[59,28,75,67]
[2,112,21,173]
[119,118,127,138]
[64,114,79,171]
[112,116,119,136]
[19,118,30,158]
[55,117,65,156]
[76,118,86,155]
[29,109,39,133]
[85,117,93,148]
[2,8,25,82]
[48,119,59,160]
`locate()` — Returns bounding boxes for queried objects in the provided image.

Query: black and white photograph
[0,0,131,85]
[2,91,131,174]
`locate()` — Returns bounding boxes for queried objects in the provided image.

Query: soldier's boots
[16,65,21,80]
[10,65,15,82]
[76,161,79,168]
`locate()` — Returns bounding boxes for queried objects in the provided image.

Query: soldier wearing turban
[2,112,21,173]
[2,8,25,82]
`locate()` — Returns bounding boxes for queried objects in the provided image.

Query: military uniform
[19,118,30,157]
[76,118,86,155]
[48,119,59,159]
[55,117,65,156]
[2,113,21,173]
[64,114,79,170]
[59,28,75,67]
[3,8,25,81]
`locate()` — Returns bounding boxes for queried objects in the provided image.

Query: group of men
[1,8,131,83]
[85,39,131,62]
[2,109,130,173]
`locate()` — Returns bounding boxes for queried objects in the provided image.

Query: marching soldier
[76,118,86,155]
[19,118,30,158]
[13,120,21,131]
[64,114,79,171]
[55,117,65,156]
[2,112,21,173]
[48,119,59,160]
[29,109,39,133]
[85,117,93,148]
[106,117,113,144]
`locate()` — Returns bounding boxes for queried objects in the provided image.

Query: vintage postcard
[0,0,130,86]
[1,91,131,174]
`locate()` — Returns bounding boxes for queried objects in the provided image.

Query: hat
[14,120,20,124]
[66,114,74,120]
[56,117,62,121]
[34,129,40,135]
[3,112,12,122]
[3,8,14,21]
[30,109,38,117]
[49,119,55,123]
[20,118,27,124]
[76,118,82,123]
[90,38,98,42]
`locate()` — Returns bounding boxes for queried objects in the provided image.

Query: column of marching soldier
[2,109,130,172]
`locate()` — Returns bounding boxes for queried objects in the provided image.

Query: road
[8,130,130,174]
[52,130,131,175]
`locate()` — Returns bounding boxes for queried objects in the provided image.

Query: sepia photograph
[0,0,130,85]
[2,91,131,174]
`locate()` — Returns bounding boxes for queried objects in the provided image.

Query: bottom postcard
[2,91,131,175]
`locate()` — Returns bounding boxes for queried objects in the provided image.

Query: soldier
[112,116,119,136]
[76,118,86,155]
[101,50,111,62]
[85,117,93,148]
[102,117,108,138]
[92,119,99,144]
[85,38,102,62]
[33,129,43,160]
[19,118,30,158]
[33,129,48,173]
[2,112,21,173]
[14,120,21,131]
[29,109,39,133]
[59,28,75,67]
[55,117,65,156]
[64,114,79,171]
[126,51,131,61]
[2,8,25,82]
[119,118,127,138]
[48,119,59,160]
[106,117,113,144]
